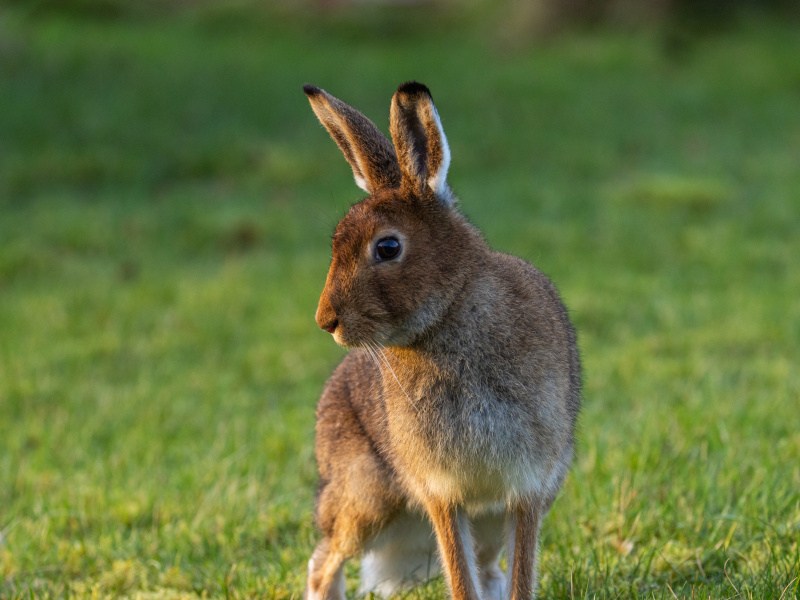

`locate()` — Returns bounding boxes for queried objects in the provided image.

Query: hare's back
[490,251,581,415]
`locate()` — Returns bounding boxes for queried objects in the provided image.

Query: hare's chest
[386,382,557,505]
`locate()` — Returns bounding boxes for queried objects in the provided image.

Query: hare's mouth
[332,328,378,349]
[330,327,349,348]
[329,316,396,350]
[327,319,367,348]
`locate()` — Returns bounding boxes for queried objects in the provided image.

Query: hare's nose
[320,318,338,334]
[316,295,339,334]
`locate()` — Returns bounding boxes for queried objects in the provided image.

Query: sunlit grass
[1,5,799,598]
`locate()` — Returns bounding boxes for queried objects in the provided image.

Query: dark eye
[375,237,402,262]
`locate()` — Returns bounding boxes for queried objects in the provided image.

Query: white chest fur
[385,375,570,508]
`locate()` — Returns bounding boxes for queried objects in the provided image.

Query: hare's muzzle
[316,293,339,334]
[319,317,338,334]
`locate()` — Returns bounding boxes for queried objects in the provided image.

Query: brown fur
[303,82,581,599]
[509,500,542,600]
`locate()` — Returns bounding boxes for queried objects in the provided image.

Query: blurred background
[1,0,799,597]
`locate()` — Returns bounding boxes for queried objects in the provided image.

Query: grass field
[1,3,799,598]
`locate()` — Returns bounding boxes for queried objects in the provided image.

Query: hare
[303,82,581,600]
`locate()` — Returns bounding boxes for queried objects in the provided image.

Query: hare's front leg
[507,498,543,600]
[424,499,482,600]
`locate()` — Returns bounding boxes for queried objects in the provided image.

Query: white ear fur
[352,172,370,193]
[389,82,455,207]
[425,102,452,203]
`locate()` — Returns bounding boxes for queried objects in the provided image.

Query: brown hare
[303,82,581,600]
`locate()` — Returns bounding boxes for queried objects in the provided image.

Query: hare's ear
[304,84,401,194]
[389,82,453,206]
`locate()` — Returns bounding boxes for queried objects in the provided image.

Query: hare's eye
[375,237,402,262]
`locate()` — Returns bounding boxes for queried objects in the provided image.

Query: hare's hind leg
[472,510,506,600]
[306,459,400,600]
[307,380,402,599]
[359,509,439,596]
[306,537,345,600]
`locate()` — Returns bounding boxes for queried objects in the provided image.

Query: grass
[1,3,799,598]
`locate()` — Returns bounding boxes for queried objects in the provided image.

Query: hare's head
[305,82,480,348]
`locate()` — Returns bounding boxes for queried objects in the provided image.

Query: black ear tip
[396,81,431,98]
[303,84,322,97]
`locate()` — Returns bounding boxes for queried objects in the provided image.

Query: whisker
[372,342,419,411]
[363,342,382,375]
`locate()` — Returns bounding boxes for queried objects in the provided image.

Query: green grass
[1,4,799,598]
